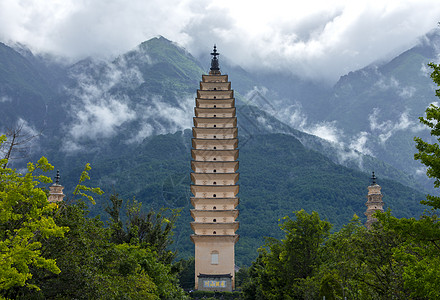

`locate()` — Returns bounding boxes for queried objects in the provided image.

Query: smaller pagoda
[48,170,65,203]
[365,172,384,229]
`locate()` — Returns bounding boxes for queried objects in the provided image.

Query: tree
[321,214,411,299]
[414,62,440,209]
[242,210,331,300]
[106,193,180,264]
[0,135,68,293]
[8,197,186,299]
[0,122,40,169]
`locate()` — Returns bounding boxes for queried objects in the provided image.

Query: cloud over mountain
[1,0,439,82]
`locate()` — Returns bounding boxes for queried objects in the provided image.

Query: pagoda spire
[55,169,60,185]
[371,171,377,185]
[364,171,384,229]
[209,45,221,75]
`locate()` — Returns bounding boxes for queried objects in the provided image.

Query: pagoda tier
[191,197,239,210]
[192,138,238,150]
[197,90,234,99]
[191,209,239,220]
[191,222,239,234]
[191,149,239,161]
[200,81,231,90]
[190,185,239,198]
[194,107,236,118]
[191,46,239,291]
[191,161,239,173]
[192,127,237,139]
[193,117,237,128]
[196,99,235,108]
[191,173,239,185]
[202,74,229,82]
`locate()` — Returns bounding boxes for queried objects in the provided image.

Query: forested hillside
[37,130,424,266]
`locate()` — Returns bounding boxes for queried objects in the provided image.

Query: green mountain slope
[43,130,424,266]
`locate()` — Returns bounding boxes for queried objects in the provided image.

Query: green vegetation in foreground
[0,148,187,299]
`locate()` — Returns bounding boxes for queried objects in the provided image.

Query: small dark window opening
[213,231,217,234]
[213,206,217,210]
[214,96,216,99]
[213,135,216,138]
[214,88,217,90]
[213,170,217,173]
[213,194,216,197]
[213,147,217,149]
[214,124,217,127]
[213,219,217,222]
[213,181,217,185]
[213,158,216,161]
[214,105,217,108]
[214,115,216,117]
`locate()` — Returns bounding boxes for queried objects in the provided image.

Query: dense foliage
[0,137,68,293]
[0,144,187,299]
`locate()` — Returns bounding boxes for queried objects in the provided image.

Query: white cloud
[369,108,420,144]
[1,0,439,82]
[305,121,343,145]
[0,96,12,103]
[65,58,141,144]
[374,76,417,99]
[415,166,427,176]
[349,131,372,156]
[398,86,416,98]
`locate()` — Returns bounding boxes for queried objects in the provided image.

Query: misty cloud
[349,131,372,156]
[126,95,194,144]
[1,1,439,82]
[64,58,142,145]
[368,108,422,144]
[61,50,195,150]
[374,76,417,99]
[0,96,12,103]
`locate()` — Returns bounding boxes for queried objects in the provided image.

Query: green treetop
[0,135,68,293]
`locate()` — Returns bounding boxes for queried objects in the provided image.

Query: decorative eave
[191,160,239,170]
[197,90,233,99]
[191,197,239,208]
[190,234,239,243]
[194,107,236,118]
[192,138,238,149]
[200,81,231,90]
[191,221,239,231]
[191,149,239,161]
[193,117,237,127]
[190,209,239,219]
[191,172,239,184]
[192,127,238,138]
[190,184,239,195]
[202,74,228,82]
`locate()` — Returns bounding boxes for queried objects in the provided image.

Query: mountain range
[0,31,438,264]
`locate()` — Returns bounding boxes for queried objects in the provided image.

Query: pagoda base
[197,273,233,292]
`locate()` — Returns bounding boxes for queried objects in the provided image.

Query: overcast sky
[1,0,439,82]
